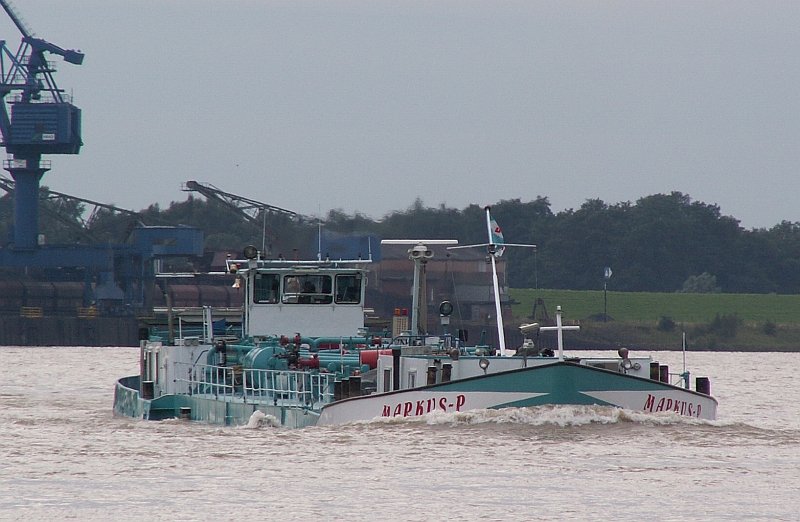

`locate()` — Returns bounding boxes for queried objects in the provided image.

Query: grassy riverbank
[509,288,800,351]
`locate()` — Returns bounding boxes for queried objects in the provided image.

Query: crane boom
[0,0,32,38]
[183,180,298,222]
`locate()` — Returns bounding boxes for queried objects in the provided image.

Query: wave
[145,406,799,446]
[242,410,281,429]
[359,404,733,428]
[347,405,800,447]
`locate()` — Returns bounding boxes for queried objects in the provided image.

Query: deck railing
[173,362,336,408]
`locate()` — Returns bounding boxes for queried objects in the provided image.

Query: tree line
[3,189,800,294]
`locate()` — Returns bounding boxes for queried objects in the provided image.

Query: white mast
[485,208,507,355]
[449,206,536,356]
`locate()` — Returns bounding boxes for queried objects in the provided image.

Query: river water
[1,346,798,521]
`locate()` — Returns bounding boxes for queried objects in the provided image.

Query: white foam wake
[243,410,281,429]
[366,404,723,428]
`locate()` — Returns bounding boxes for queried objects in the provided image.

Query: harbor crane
[0,4,204,335]
[0,0,83,249]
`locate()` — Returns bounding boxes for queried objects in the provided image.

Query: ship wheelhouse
[238,260,368,339]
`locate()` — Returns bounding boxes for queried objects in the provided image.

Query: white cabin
[233,259,369,338]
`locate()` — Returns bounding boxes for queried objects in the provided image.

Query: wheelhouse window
[253,273,280,303]
[335,274,362,304]
[282,274,332,304]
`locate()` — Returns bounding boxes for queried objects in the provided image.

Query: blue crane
[0,3,205,328]
[0,0,83,249]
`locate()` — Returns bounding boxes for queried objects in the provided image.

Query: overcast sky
[3,1,799,229]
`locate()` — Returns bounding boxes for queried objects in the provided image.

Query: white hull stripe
[583,390,717,420]
[318,391,546,425]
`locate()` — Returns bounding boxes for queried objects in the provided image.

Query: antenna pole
[484,206,494,246]
[447,208,535,356]
[411,255,422,336]
[682,331,687,373]
[381,239,458,338]
[317,221,322,261]
[556,306,564,360]
[490,252,506,355]
[261,211,267,255]
[484,207,506,355]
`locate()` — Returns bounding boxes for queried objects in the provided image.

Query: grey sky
[4,1,799,229]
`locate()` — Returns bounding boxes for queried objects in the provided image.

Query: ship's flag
[490,218,505,257]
